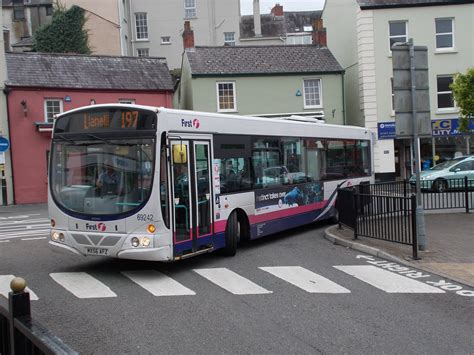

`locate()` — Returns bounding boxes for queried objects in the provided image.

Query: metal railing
[0,278,77,355]
[337,187,418,259]
[359,176,473,212]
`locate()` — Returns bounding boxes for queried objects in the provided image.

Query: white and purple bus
[48,104,373,261]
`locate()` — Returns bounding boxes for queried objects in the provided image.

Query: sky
[240,0,325,15]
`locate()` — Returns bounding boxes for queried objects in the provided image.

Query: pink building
[5,52,174,204]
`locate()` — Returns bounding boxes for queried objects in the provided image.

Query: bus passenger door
[170,139,213,257]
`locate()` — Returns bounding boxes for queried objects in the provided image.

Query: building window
[224,32,235,46]
[13,5,25,20]
[437,75,454,110]
[135,13,148,40]
[46,5,54,16]
[435,18,454,50]
[137,48,149,57]
[303,79,322,108]
[44,99,63,123]
[184,0,196,18]
[119,99,136,104]
[389,21,407,49]
[217,82,237,112]
[286,35,312,45]
[161,36,171,44]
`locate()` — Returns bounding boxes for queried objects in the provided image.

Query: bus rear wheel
[223,211,240,256]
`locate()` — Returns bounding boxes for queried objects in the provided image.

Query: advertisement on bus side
[255,182,323,215]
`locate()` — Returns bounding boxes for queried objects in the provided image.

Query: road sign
[0,137,9,152]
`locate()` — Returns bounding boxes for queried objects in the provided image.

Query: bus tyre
[223,212,239,256]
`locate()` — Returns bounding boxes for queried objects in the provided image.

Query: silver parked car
[410,155,474,192]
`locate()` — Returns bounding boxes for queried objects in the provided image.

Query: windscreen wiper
[87,134,114,145]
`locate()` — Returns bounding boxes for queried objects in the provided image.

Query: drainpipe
[342,73,346,125]
[3,87,15,204]
[129,0,135,55]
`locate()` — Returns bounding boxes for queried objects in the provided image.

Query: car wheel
[432,179,448,193]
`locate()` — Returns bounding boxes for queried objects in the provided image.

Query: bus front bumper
[49,240,172,261]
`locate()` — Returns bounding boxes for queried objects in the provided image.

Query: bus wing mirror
[172,144,187,164]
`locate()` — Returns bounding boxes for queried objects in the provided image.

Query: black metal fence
[0,278,76,355]
[337,187,418,259]
[360,176,473,212]
[337,177,473,259]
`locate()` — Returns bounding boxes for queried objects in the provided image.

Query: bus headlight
[59,233,65,242]
[51,231,60,241]
[141,237,151,247]
[131,237,140,247]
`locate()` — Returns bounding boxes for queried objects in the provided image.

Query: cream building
[323,0,474,181]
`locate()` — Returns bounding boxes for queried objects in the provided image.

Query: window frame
[436,75,455,111]
[184,0,197,19]
[435,18,454,51]
[118,99,136,104]
[13,4,25,20]
[134,12,148,41]
[389,20,408,50]
[161,36,171,45]
[216,81,237,113]
[44,99,63,123]
[136,48,149,57]
[224,32,235,46]
[303,78,323,109]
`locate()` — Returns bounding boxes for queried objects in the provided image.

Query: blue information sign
[377,122,396,139]
[0,136,9,152]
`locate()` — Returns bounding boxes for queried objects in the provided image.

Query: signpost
[392,39,428,253]
[0,136,9,152]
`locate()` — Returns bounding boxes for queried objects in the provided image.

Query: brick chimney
[253,0,262,37]
[182,21,195,50]
[271,3,284,17]
[312,19,327,46]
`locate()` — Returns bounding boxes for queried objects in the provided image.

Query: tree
[33,4,90,54]
[450,68,474,133]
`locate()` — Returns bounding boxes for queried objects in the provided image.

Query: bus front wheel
[223,212,240,256]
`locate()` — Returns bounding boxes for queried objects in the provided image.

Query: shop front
[378,118,473,180]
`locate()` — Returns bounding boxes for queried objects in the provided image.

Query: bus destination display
[55,108,156,133]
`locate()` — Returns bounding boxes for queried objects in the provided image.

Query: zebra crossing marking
[50,272,117,298]
[334,265,446,293]
[0,275,39,300]
[193,268,272,295]
[259,266,351,293]
[121,270,196,296]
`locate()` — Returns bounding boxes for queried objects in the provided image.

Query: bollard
[8,277,31,355]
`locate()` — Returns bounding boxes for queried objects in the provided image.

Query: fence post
[464,176,469,213]
[404,179,407,197]
[411,195,419,260]
[8,277,30,355]
[353,190,358,240]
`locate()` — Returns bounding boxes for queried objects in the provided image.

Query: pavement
[325,212,474,287]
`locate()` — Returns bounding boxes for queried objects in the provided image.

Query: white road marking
[0,275,39,300]
[334,265,446,293]
[21,237,47,241]
[0,218,49,226]
[0,230,50,239]
[0,240,10,243]
[122,270,195,296]
[193,268,272,295]
[50,272,117,298]
[259,266,351,293]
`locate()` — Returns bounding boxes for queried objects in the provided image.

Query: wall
[188,74,345,125]
[322,0,364,127]
[130,0,241,70]
[61,0,122,55]
[7,88,173,204]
